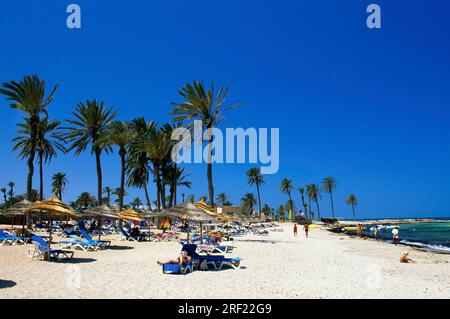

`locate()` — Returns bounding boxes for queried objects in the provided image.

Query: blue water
[359,221,450,253]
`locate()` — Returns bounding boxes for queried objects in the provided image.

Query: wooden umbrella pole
[48,217,53,261]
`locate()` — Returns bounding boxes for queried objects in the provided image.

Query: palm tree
[75,192,97,209]
[346,194,358,218]
[64,99,117,205]
[7,182,15,204]
[140,130,172,211]
[246,167,265,217]
[130,197,143,209]
[298,187,308,220]
[187,194,195,203]
[51,172,68,200]
[277,205,285,221]
[280,178,294,219]
[241,193,257,215]
[103,186,112,204]
[216,193,229,206]
[171,81,240,207]
[306,184,322,220]
[126,117,157,210]
[112,187,128,205]
[1,187,7,205]
[164,165,191,206]
[13,118,66,200]
[97,121,135,211]
[322,177,337,219]
[1,75,58,227]
[261,204,271,218]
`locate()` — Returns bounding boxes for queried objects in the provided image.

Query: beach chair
[30,235,74,261]
[59,235,100,251]
[162,244,197,275]
[0,230,29,245]
[116,227,146,242]
[78,228,111,248]
[185,244,242,271]
[196,244,233,254]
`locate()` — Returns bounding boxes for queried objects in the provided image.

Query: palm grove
[0,75,358,226]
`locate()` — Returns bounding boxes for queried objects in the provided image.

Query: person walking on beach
[392,226,399,245]
[303,224,309,238]
[373,226,380,241]
[357,223,363,238]
[293,224,298,238]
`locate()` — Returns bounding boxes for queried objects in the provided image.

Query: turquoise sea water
[360,220,450,253]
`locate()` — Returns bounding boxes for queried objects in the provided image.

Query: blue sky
[1,0,450,218]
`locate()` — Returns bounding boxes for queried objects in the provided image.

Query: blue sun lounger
[78,228,111,248]
[189,244,242,270]
[162,244,197,275]
[0,230,29,245]
[30,235,74,261]
[59,235,100,251]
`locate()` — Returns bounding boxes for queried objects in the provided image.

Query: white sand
[1,223,450,299]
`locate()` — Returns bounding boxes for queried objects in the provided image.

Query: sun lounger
[78,228,111,248]
[116,227,146,242]
[59,235,101,251]
[0,230,29,245]
[196,243,233,254]
[30,235,74,261]
[186,244,242,270]
[162,244,197,275]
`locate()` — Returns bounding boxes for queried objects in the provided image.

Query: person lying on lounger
[157,249,192,266]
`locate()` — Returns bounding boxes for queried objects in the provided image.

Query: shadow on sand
[61,257,97,264]
[236,239,276,244]
[0,280,17,289]
[107,245,134,251]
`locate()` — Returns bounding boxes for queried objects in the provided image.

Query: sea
[357,218,450,253]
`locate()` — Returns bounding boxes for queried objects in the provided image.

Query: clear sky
[1,0,450,219]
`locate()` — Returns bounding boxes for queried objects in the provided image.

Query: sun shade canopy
[24,195,80,219]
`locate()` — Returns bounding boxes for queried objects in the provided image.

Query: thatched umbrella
[117,209,145,222]
[81,205,120,239]
[158,202,218,242]
[82,205,119,219]
[3,199,35,234]
[24,195,81,255]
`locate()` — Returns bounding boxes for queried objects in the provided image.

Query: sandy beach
[1,223,450,299]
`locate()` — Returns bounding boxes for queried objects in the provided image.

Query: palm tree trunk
[330,192,335,219]
[316,200,321,220]
[154,163,161,211]
[288,192,293,220]
[352,204,356,218]
[173,184,177,206]
[256,183,262,218]
[26,120,38,228]
[39,151,44,200]
[119,149,126,211]
[206,128,214,207]
[95,149,103,240]
[160,179,166,209]
[95,149,103,205]
[144,185,152,210]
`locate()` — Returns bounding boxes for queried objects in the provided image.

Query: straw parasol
[82,205,119,219]
[24,195,81,258]
[2,199,34,233]
[25,195,80,219]
[3,199,34,216]
[158,202,218,242]
[118,209,144,222]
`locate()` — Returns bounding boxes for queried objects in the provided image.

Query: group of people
[293,223,309,238]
